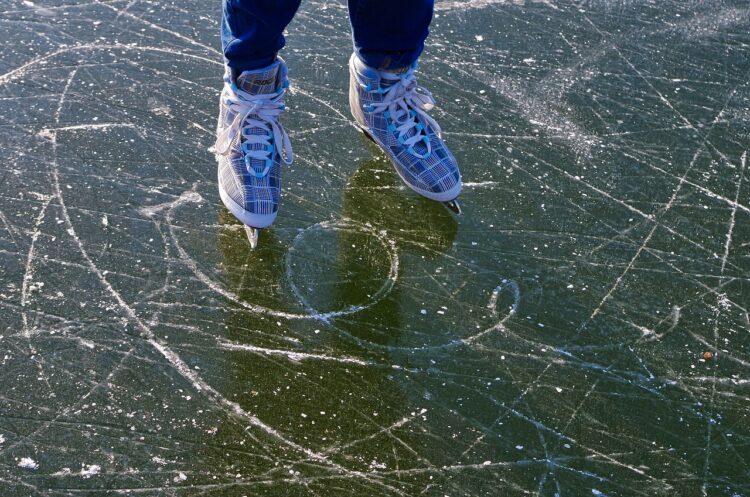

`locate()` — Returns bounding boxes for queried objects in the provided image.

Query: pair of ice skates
[214,54,462,248]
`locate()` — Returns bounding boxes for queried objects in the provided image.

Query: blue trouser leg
[221,0,301,76]
[348,0,434,70]
[221,0,434,74]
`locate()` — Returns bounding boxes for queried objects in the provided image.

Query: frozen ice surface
[0,0,749,496]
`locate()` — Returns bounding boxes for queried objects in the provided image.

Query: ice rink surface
[1,0,749,495]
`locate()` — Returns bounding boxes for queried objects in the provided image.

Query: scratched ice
[0,0,749,495]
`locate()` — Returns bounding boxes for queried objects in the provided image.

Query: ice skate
[348,53,462,214]
[214,58,293,249]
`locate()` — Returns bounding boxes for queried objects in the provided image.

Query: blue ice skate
[214,58,293,248]
[348,54,462,213]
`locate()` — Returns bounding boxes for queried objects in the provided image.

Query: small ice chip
[475,35,484,41]
[81,464,100,478]
[482,460,491,465]
[420,309,427,315]
[18,458,38,470]
[515,445,524,450]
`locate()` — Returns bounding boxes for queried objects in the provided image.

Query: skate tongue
[352,55,429,156]
[232,60,289,175]
[236,61,282,95]
[380,70,430,156]
[379,65,410,80]
[378,67,411,90]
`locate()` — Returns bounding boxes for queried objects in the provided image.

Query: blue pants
[221,0,434,75]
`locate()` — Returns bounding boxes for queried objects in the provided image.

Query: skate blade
[359,127,377,144]
[444,199,462,215]
[244,226,260,249]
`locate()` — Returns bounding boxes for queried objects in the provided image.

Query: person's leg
[221,0,301,78]
[346,0,462,211]
[347,0,434,70]
[216,0,300,247]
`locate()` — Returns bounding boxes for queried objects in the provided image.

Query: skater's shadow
[209,152,462,461]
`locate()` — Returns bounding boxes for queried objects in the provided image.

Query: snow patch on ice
[81,464,100,478]
[18,457,39,470]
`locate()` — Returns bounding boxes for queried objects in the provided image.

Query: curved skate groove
[462,279,520,344]
[283,219,400,323]
[165,194,400,321]
[284,280,522,354]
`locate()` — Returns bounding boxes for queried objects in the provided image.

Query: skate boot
[214,58,293,248]
[348,53,462,213]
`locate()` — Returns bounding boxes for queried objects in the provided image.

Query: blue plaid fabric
[348,54,461,202]
[216,59,291,228]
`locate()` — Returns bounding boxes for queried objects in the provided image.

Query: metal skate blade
[244,226,260,249]
[360,127,376,143]
[444,199,462,215]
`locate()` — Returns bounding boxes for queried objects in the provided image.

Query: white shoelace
[364,70,441,158]
[214,82,293,178]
